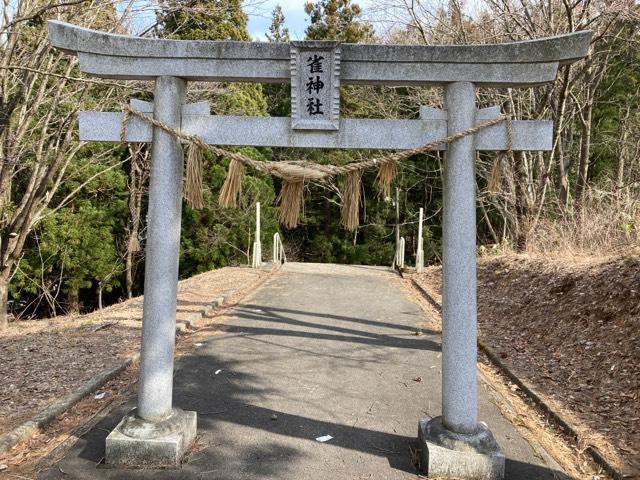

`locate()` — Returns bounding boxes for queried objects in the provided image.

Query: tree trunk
[97,284,103,310]
[575,101,593,206]
[125,244,136,299]
[557,123,573,212]
[553,66,571,213]
[513,151,530,251]
[575,57,595,206]
[0,274,9,330]
[479,200,499,245]
[616,102,632,195]
[124,146,147,299]
[66,289,80,314]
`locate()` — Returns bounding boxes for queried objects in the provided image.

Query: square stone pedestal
[417,416,505,480]
[106,408,197,466]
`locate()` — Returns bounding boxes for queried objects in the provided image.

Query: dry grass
[525,188,639,258]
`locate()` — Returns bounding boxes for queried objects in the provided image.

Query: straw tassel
[488,115,513,194]
[341,170,362,231]
[487,153,503,194]
[376,160,397,198]
[218,158,244,208]
[278,180,305,229]
[184,144,205,209]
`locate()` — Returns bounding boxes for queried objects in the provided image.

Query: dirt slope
[415,253,640,476]
[0,267,268,437]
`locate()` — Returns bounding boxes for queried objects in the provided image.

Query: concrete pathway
[41,263,564,479]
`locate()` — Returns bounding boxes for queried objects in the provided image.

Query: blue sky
[246,0,373,41]
[121,0,375,39]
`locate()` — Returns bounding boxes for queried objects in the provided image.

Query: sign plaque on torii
[48,21,590,479]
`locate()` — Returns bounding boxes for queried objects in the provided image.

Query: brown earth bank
[0,267,269,439]
[414,253,640,476]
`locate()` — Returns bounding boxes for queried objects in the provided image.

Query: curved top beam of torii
[47,21,591,87]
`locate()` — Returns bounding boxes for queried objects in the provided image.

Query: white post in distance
[252,202,262,268]
[416,207,425,273]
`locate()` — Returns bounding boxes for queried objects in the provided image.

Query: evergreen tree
[263,5,291,118]
[159,0,279,276]
[288,0,443,266]
[591,23,640,182]
[162,0,250,40]
[304,0,374,43]
[11,147,128,315]
[283,0,407,265]
[266,5,289,42]
[1,5,133,317]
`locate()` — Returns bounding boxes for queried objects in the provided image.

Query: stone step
[175,296,226,333]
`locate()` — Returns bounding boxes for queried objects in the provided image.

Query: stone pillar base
[417,416,505,480]
[106,408,197,467]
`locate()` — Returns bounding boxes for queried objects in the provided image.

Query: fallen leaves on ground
[414,253,640,475]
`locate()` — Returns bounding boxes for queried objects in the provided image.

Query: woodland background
[0,0,638,327]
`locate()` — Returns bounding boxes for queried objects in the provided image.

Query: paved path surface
[41,263,564,479]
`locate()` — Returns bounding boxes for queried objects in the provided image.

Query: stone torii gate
[48,21,590,479]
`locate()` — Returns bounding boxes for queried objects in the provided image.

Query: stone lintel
[80,112,552,151]
[49,21,590,65]
[130,99,210,115]
[75,53,560,87]
[419,105,503,120]
[48,21,592,87]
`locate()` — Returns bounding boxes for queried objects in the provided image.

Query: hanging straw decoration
[487,114,514,194]
[376,160,397,198]
[218,158,244,208]
[487,153,503,194]
[341,170,362,231]
[120,105,513,227]
[278,179,305,229]
[185,144,205,209]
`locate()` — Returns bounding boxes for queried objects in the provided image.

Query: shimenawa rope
[120,105,512,229]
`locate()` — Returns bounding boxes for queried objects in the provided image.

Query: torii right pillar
[417,81,505,479]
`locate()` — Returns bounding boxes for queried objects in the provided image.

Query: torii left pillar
[105,76,197,466]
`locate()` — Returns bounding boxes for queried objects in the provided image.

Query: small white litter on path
[315,435,333,442]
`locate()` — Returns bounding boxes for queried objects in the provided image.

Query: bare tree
[373,0,639,248]
[124,144,150,299]
[0,1,132,328]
